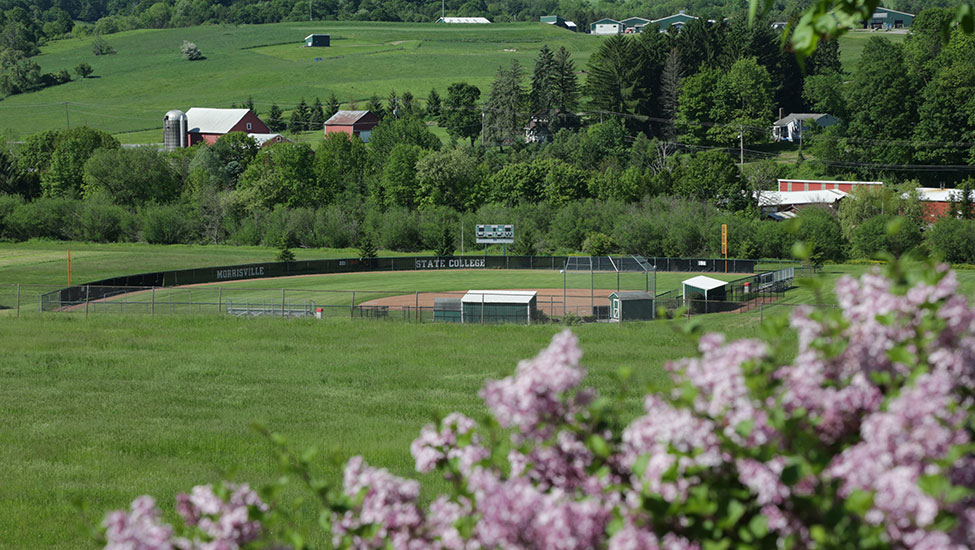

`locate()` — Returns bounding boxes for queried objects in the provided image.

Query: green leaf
[735,419,755,439]
[918,474,950,498]
[780,463,801,486]
[632,453,651,479]
[719,499,746,529]
[748,514,768,538]
[844,489,874,516]
[810,524,827,543]
[587,434,610,458]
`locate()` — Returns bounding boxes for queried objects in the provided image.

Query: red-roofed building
[185,108,270,146]
[324,110,380,142]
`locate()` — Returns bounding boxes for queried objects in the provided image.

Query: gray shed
[461,290,536,324]
[609,291,655,321]
[682,275,728,314]
[305,34,330,47]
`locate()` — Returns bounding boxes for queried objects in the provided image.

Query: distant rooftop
[437,16,491,23]
[185,108,252,134]
[325,110,373,125]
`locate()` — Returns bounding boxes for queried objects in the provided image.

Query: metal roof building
[461,290,537,324]
[590,18,623,34]
[436,16,491,23]
[182,108,270,147]
[865,7,914,28]
[324,110,380,142]
[609,291,655,320]
[650,11,699,32]
[304,33,330,47]
[248,133,290,147]
[682,276,727,314]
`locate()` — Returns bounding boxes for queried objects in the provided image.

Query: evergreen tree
[442,82,481,146]
[296,98,310,130]
[551,46,580,130]
[387,89,399,118]
[244,96,256,116]
[434,225,454,257]
[367,94,385,119]
[426,88,442,118]
[401,91,415,117]
[325,93,340,120]
[267,103,284,132]
[358,232,377,259]
[659,48,683,140]
[309,97,325,131]
[530,44,557,116]
[484,60,526,150]
[585,36,642,118]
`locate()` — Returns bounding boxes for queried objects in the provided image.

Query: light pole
[560,269,566,316]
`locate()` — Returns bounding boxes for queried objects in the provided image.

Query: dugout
[434,298,462,323]
[682,276,728,314]
[609,291,655,321]
[461,290,537,324]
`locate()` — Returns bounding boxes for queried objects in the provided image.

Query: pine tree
[551,46,580,130]
[325,93,341,120]
[387,89,399,118]
[484,60,526,150]
[358,232,377,259]
[244,96,257,116]
[296,98,310,130]
[530,44,557,116]
[426,88,442,119]
[309,97,325,131]
[367,94,385,119]
[267,103,284,132]
[434,225,454,257]
[401,91,415,117]
[659,48,684,140]
[442,83,481,146]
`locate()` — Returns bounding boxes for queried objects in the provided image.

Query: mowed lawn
[0,310,777,549]
[0,21,600,142]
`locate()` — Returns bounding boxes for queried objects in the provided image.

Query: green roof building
[650,11,699,32]
[864,7,914,28]
[682,275,727,314]
[461,290,537,324]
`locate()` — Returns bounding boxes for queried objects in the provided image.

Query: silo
[163,110,188,151]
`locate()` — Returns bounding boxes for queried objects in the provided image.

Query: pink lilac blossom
[334,456,425,549]
[174,483,266,550]
[104,496,174,550]
[410,413,486,476]
[667,334,775,446]
[479,330,591,440]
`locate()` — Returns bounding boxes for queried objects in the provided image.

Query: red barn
[910,188,957,222]
[185,108,270,146]
[324,110,380,142]
[777,179,884,193]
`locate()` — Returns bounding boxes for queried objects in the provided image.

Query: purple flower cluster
[105,485,266,550]
[104,496,174,550]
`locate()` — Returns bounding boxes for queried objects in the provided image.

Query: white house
[772,113,838,142]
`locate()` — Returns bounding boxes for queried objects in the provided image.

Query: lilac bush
[104,265,975,550]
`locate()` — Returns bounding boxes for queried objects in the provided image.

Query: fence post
[481,292,484,324]
[85,285,90,319]
[415,291,419,323]
[760,301,764,323]
[218,287,222,314]
[151,288,155,316]
[281,288,286,317]
[16,284,21,318]
[351,291,356,319]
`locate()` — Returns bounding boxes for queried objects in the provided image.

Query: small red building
[324,110,380,142]
[910,188,957,222]
[185,108,270,146]
[777,179,884,193]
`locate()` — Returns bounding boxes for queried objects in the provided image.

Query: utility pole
[441,0,445,20]
[739,124,744,168]
[309,0,312,20]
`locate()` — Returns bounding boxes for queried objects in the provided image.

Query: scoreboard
[476,224,514,244]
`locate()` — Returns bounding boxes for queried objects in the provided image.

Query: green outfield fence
[34,255,768,313]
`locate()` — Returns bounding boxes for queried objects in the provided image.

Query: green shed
[864,7,913,28]
[682,275,727,314]
[305,34,330,47]
[609,291,655,321]
[462,290,537,324]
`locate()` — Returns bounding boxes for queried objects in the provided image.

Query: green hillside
[0,21,600,142]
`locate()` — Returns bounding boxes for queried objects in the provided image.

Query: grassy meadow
[1,21,902,145]
[3,241,973,548]
[0,21,599,143]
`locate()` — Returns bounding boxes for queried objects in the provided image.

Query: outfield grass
[0,308,775,549]
[0,21,600,142]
